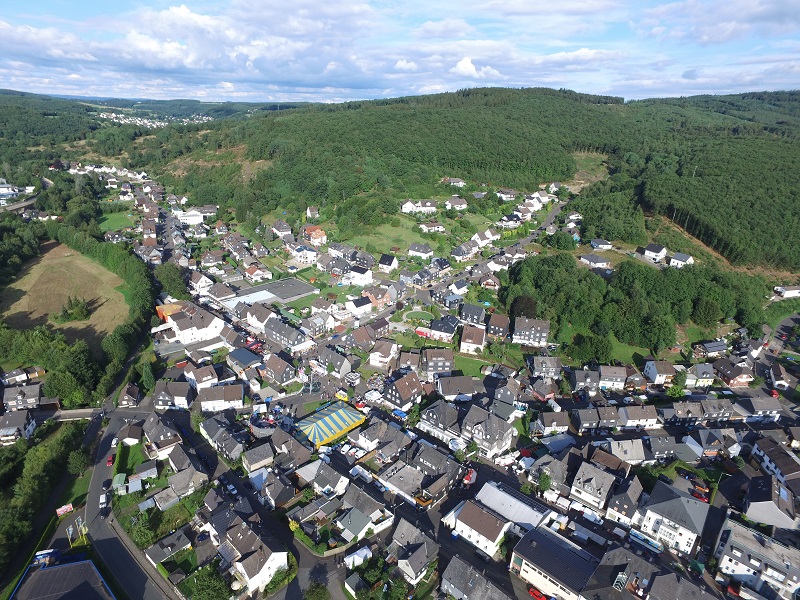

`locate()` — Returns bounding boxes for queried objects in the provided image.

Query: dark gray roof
[441,555,513,600]
[581,546,659,600]
[512,527,597,594]
[12,560,115,600]
[644,481,709,535]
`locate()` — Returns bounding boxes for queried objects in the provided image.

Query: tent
[296,401,366,449]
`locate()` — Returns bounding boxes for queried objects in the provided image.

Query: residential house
[271,220,292,239]
[571,369,600,397]
[3,383,41,412]
[244,264,271,283]
[570,461,616,510]
[485,312,509,338]
[669,253,694,268]
[223,518,288,596]
[743,475,796,529]
[153,380,193,411]
[590,239,613,251]
[306,206,319,219]
[606,476,644,527]
[530,356,561,380]
[261,354,296,386]
[228,348,262,379]
[387,518,440,585]
[200,416,245,462]
[444,195,468,209]
[618,404,659,430]
[369,339,399,369]
[625,365,647,391]
[633,481,709,555]
[183,363,218,392]
[0,410,36,446]
[437,376,477,402]
[450,241,479,262]
[0,369,28,386]
[700,397,734,424]
[362,286,391,310]
[643,243,667,262]
[384,372,423,413]
[198,384,244,413]
[142,413,182,459]
[400,199,437,214]
[599,365,627,391]
[693,339,728,359]
[607,439,646,465]
[376,441,462,508]
[119,382,140,407]
[345,296,373,318]
[512,317,550,347]
[295,461,349,499]
[316,347,351,379]
[445,499,511,557]
[771,362,790,389]
[242,444,275,475]
[421,348,454,381]
[534,411,571,436]
[302,225,327,247]
[426,317,459,343]
[459,303,485,325]
[643,360,676,386]
[189,271,214,296]
[408,243,433,260]
[751,437,800,495]
[573,408,600,434]
[377,254,398,273]
[713,358,754,387]
[470,228,500,248]
[462,404,516,458]
[580,254,611,269]
[714,518,800,600]
[510,526,597,600]
[735,395,783,423]
[690,363,716,388]
[263,320,306,352]
[459,325,486,355]
[419,221,445,234]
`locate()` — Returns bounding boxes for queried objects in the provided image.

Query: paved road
[85,411,180,600]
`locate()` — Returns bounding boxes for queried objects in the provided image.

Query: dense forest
[501,253,769,355]
[1,87,800,269]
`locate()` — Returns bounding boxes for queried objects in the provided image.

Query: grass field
[454,354,491,377]
[98,212,136,231]
[406,310,433,321]
[0,242,128,355]
[345,215,437,254]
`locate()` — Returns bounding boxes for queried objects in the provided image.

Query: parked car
[658,474,674,485]
[474,549,492,563]
[111,437,118,448]
[354,449,367,460]
[106,455,114,467]
[374,481,387,493]
[340,444,352,455]
[528,587,547,600]
[197,532,210,542]
[691,491,709,503]
[676,468,692,479]
[693,481,710,493]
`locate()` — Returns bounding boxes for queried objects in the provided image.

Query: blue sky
[1,0,798,102]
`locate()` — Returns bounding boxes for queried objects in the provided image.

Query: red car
[528,587,546,600]
[106,455,114,467]
[770,389,780,398]
[691,490,709,503]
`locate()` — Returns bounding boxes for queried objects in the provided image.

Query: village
[4,166,800,600]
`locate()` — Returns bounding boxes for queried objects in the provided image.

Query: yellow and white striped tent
[296,401,365,449]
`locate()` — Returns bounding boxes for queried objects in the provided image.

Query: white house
[225,519,289,595]
[369,340,399,369]
[618,404,660,430]
[632,481,709,555]
[445,196,468,210]
[342,266,373,287]
[459,325,486,355]
[443,500,511,557]
[400,200,437,215]
[669,253,694,268]
[590,239,612,251]
[580,254,610,269]
[643,243,667,262]
[643,360,676,386]
[345,297,373,318]
[774,285,800,298]
[197,384,244,413]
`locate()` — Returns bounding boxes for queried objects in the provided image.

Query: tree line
[502,253,769,356]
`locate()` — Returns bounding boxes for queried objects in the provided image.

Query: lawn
[115,443,148,477]
[164,547,198,576]
[406,310,433,321]
[0,242,128,356]
[303,400,327,414]
[98,212,136,231]
[609,335,651,366]
[454,354,491,377]
[57,473,92,508]
[345,215,438,254]
[286,292,324,311]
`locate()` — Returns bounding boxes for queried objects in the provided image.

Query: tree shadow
[308,561,329,586]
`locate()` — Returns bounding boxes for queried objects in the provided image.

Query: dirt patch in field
[0,242,128,356]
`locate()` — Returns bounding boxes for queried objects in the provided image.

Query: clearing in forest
[0,242,128,354]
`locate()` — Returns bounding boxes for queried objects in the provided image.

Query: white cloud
[414,18,474,38]
[449,57,501,79]
[394,59,418,71]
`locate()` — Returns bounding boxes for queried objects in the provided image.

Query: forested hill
[4,87,800,271]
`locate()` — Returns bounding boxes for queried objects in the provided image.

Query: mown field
[0,242,128,353]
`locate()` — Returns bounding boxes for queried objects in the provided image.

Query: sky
[0,0,798,103]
